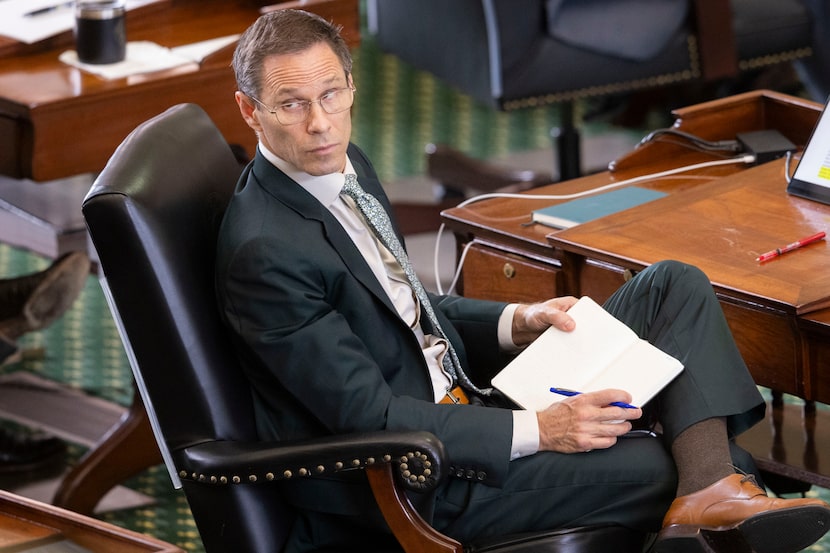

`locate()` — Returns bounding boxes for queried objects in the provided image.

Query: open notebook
[491,297,684,411]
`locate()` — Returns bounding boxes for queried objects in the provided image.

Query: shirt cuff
[497,303,522,353]
[510,409,540,460]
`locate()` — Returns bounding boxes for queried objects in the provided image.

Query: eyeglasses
[249,86,356,125]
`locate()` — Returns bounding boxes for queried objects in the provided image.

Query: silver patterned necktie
[342,173,490,396]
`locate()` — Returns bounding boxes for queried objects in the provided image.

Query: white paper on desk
[59,35,240,80]
[0,0,162,44]
[59,41,195,79]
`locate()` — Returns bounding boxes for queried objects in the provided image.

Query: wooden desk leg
[52,390,161,516]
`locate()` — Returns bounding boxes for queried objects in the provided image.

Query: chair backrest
[83,103,294,552]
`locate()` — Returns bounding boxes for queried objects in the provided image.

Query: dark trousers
[433,260,765,541]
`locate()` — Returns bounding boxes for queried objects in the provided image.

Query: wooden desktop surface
[0,490,182,552]
[549,156,830,398]
[553,160,830,315]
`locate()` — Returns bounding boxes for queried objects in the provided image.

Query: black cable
[638,128,742,153]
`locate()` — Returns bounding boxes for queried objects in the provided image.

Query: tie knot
[342,173,361,199]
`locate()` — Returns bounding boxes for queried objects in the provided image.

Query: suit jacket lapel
[250,151,400,315]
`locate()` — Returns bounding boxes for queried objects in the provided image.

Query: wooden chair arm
[366,463,462,553]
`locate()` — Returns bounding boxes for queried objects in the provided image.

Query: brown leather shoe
[655,473,830,553]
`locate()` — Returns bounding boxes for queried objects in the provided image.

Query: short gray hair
[233,9,352,99]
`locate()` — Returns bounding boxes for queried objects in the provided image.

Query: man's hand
[511,296,579,347]
[537,389,642,453]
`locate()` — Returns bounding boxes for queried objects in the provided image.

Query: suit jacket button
[465,469,476,480]
[476,471,487,481]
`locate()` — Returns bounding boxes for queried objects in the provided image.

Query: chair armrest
[175,430,446,493]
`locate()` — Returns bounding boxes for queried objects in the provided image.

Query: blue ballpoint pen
[549,387,638,409]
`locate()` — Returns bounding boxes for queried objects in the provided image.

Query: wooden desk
[442,89,830,488]
[549,160,830,395]
[0,0,360,181]
[0,490,182,552]
[0,0,360,516]
[0,0,251,181]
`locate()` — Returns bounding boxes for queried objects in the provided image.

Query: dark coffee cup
[75,1,126,64]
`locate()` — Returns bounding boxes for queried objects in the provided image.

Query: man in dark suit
[215,9,830,553]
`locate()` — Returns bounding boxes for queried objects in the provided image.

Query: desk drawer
[460,243,560,303]
[575,260,631,303]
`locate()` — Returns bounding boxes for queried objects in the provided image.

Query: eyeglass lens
[278,88,354,124]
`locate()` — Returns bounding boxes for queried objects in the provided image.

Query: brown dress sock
[670,417,735,497]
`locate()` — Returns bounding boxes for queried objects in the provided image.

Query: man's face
[236,42,353,176]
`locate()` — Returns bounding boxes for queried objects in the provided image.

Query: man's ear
[236,91,263,134]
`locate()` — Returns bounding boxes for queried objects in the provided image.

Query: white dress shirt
[258,144,540,459]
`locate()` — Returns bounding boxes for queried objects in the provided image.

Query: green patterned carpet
[0,21,829,553]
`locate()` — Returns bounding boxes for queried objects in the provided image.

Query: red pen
[756,231,826,262]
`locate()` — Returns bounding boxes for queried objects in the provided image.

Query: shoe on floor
[0,427,66,474]
[0,251,90,343]
[655,473,830,553]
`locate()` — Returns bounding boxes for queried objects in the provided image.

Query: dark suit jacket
[215,144,516,519]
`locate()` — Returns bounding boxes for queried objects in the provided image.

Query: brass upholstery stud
[232,476,241,484]
[266,472,275,481]
[249,475,257,483]
[283,470,293,479]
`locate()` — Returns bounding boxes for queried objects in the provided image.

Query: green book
[531,186,667,229]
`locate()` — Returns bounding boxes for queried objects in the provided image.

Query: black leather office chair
[82,103,651,553]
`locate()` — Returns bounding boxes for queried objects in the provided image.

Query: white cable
[433,154,756,295]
